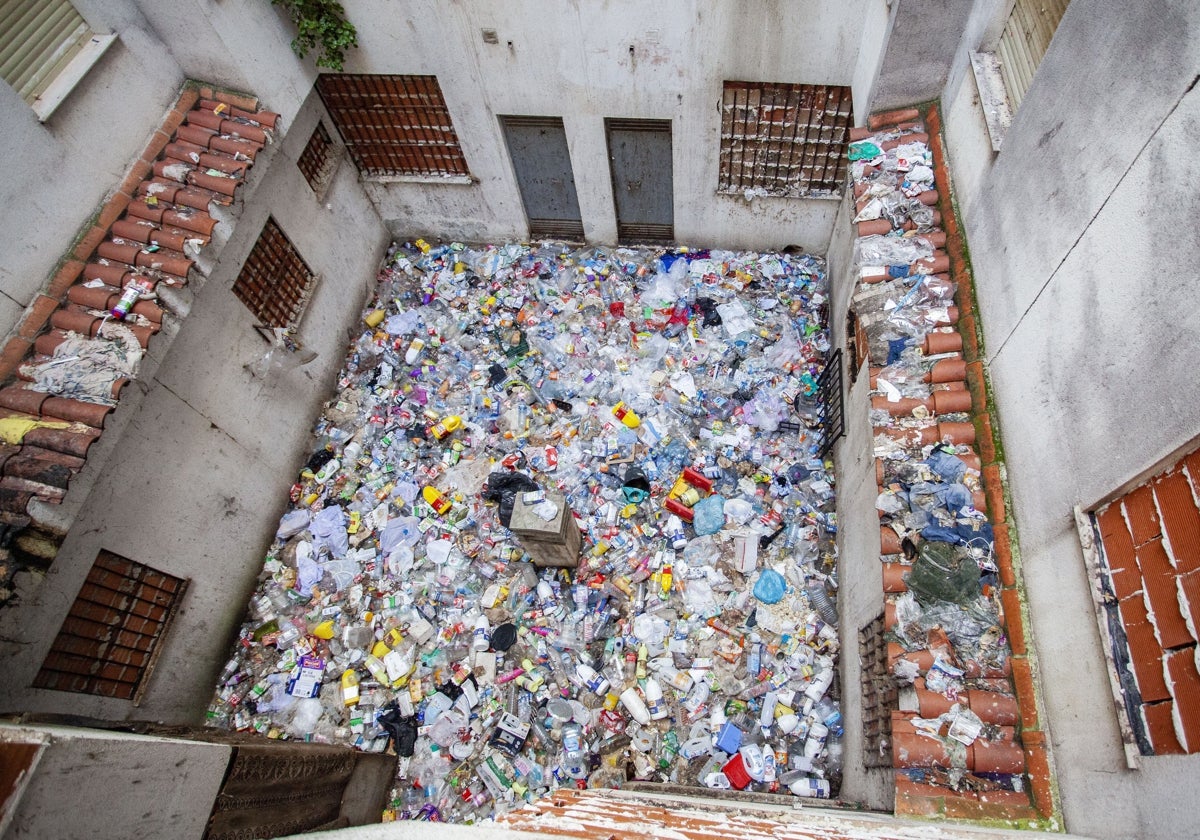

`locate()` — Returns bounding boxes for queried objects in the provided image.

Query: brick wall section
[1095,447,1200,753]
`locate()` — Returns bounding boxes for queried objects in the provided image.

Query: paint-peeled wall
[336,0,881,251]
[940,0,1200,836]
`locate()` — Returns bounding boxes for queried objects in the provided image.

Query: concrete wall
[0,1,184,341]
[867,0,982,113]
[337,0,878,252]
[0,723,230,839]
[938,0,1200,837]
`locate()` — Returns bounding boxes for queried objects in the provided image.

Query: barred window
[34,550,186,702]
[233,218,318,330]
[316,74,469,178]
[718,81,853,199]
[297,121,339,198]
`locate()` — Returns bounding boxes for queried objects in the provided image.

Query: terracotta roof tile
[0,83,273,524]
[1135,537,1193,648]
[1152,470,1200,574]
[1142,700,1185,754]
[1164,648,1200,750]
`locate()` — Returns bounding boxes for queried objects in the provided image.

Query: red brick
[47,258,85,298]
[1000,587,1026,655]
[1142,700,1185,754]
[0,336,32,381]
[1153,471,1200,574]
[976,789,1039,822]
[1098,502,1143,599]
[141,129,172,164]
[1178,569,1200,642]
[867,107,921,130]
[1118,591,1149,628]
[1011,657,1040,729]
[17,295,61,340]
[957,312,981,362]
[1024,738,1055,817]
[1136,538,1192,649]
[1164,648,1200,751]
[96,192,131,231]
[1124,620,1170,702]
[1185,449,1200,498]
[976,413,999,466]
[965,360,987,411]
[942,791,988,820]
[117,159,154,199]
[1124,484,1162,546]
[72,224,109,261]
[983,463,1006,524]
[993,523,1016,587]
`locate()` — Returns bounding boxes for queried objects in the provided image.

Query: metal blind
[997,0,1070,109]
[0,0,92,105]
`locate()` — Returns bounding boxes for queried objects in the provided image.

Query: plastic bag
[481,471,540,526]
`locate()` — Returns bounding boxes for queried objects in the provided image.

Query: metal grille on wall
[718,81,853,199]
[233,218,317,330]
[33,550,186,702]
[815,348,845,460]
[316,74,469,177]
[297,121,337,196]
[859,612,897,768]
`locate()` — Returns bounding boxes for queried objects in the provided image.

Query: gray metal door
[500,116,584,240]
[605,118,674,244]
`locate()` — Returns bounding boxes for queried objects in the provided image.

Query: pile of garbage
[208,239,846,821]
[850,120,1027,796]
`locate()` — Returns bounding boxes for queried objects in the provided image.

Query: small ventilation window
[297,121,339,199]
[34,550,186,702]
[860,612,897,768]
[718,81,853,199]
[233,218,318,330]
[316,74,469,178]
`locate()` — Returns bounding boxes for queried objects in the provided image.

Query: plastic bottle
[472,615,491,651]
[364,654,389,685]
[611,401,641,429]
[644,677,668,720]
[341,669,360,706]
[620,685,651,725]
[430,415,463,440]
[576,663,610,696]
[423,486,453,516]
[314,459,341,484]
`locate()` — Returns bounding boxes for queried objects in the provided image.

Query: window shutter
[997,0,1070,109]
[0,0,92,105]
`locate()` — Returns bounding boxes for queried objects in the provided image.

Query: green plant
[272,0,358,71]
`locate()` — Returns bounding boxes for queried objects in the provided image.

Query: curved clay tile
[23,426,100,459]
[0,386,49,417]
[42,397,113,429]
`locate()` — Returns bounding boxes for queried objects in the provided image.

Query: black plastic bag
[481,470,540,527]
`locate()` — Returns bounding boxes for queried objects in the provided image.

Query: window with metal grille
[997,0,1070,111]
[233,218,318,330]
[34,550,186,702]
[718,81,853,199]
[297,120,339,198]
[859,612,896,767]
[1085,446,1200,756]
[315,74,469,178]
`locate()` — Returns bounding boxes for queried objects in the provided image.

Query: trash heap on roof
[208,237,849,821]
[849,112,1038,822]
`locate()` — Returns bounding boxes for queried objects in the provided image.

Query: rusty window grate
[233,218,318,330]
[718,81,852,199]
[315,74,469,178]
[297,120,338,197]
[1088,447,1200,756]
[860,611,897,767]
[34,550,186,702]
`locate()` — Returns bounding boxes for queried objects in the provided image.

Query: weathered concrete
[938,0,1200,837]
[868,0,981,113]
[0,723,230,839]
[339,0,880,252]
